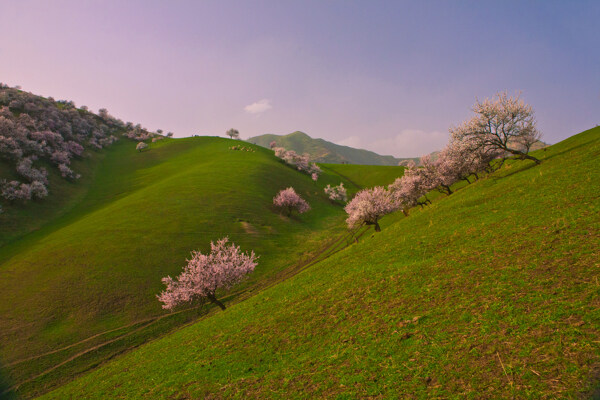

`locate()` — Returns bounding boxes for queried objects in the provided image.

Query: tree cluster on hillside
[345,92,542,232]
[0,85,173,204]
[0,84,125,203]
[272,146,322,181]
[123,124,159,142]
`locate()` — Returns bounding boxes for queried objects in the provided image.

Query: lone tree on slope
[226,128,240,139]
[136,142,148,152]
[157,238,257,311]
[273,187,310,216]
[450,91,542,164]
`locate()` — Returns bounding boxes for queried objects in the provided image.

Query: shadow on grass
[491,160,539,181]
[0,361,20,400]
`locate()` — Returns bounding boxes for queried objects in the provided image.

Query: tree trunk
[374,220,381,232]
[439,185,453,195]
[207,294,226,310]
[508,149,540,164]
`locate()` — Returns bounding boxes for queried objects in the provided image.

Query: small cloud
[244,99,272,114]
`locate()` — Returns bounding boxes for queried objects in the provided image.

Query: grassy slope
[320,163,405,196]
[0,140,114,246]
[42,127,600,399]
[247,131,416,166]
[1,137,383,397]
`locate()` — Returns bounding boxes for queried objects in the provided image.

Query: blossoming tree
[344,186,398,232]
[273,187,310,216]
[136,142,148,152]
[324,182,347,202]
[450,91,542,164]
[272,146,322,181]
[157,237,258,311]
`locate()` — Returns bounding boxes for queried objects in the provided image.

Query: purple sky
[1,1,598,157]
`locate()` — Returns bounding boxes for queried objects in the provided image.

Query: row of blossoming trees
[344,92,542,232]
[0,84,170,206]
[157,91,542,312]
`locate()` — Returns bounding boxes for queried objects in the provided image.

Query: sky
[0,1,598,157]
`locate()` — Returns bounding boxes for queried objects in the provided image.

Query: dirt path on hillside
[4,226,369,396]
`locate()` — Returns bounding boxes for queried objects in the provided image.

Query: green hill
[2,137,407,398]
[38,127,600,399]
[247,131,417,166]
[320,163,405,195]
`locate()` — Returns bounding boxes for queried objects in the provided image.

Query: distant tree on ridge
[226,128,240,139]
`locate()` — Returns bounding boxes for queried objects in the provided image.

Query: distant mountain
[246,131,417,166]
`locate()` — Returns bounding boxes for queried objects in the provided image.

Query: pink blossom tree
[388,165,432,213]
[450,91,542,164]
[272,146,322,181]
[157,237,257,311]
[1,180,32,202]
[16,157,48,184]
[273,187,310,216]
[30,180,48,199]
[324,182,347,202]
[344,186,398,232]
[58,163,81,180]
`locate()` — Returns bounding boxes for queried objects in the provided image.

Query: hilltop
[38,127,600,398]
[247,131,418,166]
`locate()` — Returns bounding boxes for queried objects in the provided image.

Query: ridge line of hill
[246,131,418,166]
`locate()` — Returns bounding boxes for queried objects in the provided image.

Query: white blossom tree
[451,92,542,164]
[324,183,347,202]
[136,142,148,152]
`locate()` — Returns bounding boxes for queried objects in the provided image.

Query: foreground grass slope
[2,137,391,397]
[43,127,599,399]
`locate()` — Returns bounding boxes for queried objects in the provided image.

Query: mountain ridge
[246,131,418,166]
